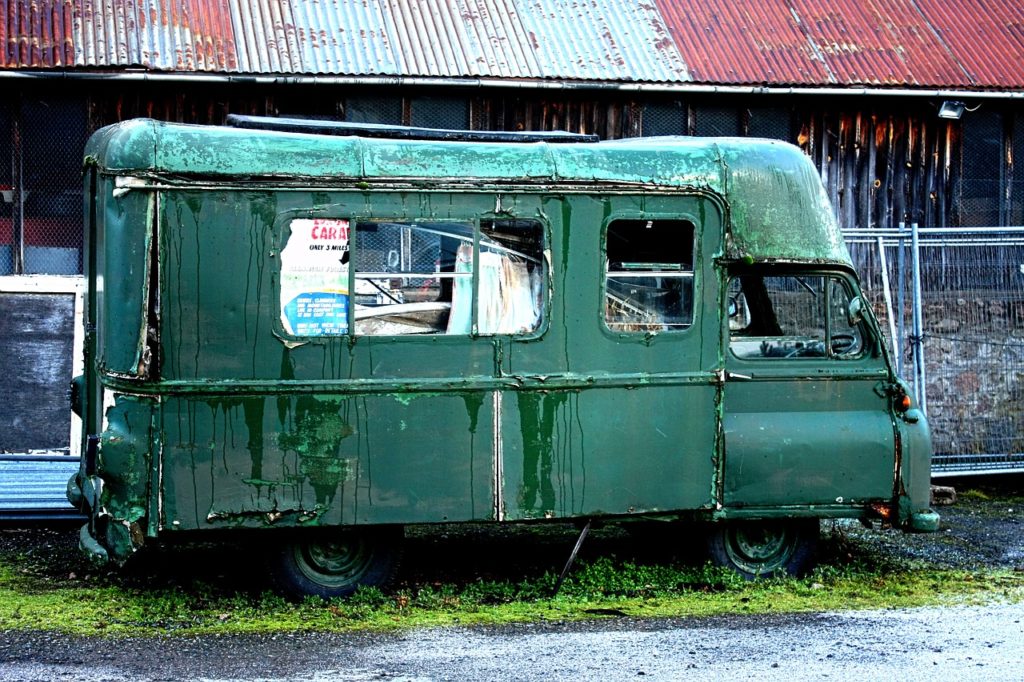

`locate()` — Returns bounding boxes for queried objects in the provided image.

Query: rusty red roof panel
[786,0,970,86]
[655,0,830,84]
[914,0,1024,88]
[1,0,75,68]
[657,0,1024,88]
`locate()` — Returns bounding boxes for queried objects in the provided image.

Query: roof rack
[224,114,599,144]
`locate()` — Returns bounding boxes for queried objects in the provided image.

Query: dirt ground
[840,480,1024,571]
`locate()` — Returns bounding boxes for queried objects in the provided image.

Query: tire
[707,519,818,579]
[269,526,403,600]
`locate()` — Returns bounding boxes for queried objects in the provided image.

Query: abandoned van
[68,116,938,597]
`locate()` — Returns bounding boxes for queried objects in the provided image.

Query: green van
[69,116,938,597]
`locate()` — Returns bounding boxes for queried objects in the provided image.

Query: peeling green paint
[278,397,354,506]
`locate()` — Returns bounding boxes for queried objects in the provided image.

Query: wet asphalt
[2,602,1023,681]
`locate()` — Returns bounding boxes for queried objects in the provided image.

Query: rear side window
[605,219,695,332]
[279,217,545,337]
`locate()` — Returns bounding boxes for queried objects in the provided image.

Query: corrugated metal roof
[74,0,238,71]
[515,0,688,82]
[656,1,829,85]
[227,0,686,80]
[282,0,402,76]
[657,0,1024,88]
[1,0,76,68]
[1,0,1023,90]
[914,0,1024,88]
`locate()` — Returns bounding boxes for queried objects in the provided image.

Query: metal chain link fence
[641,101,686,137]
[1,95,88,275]
[849,228,1024,475]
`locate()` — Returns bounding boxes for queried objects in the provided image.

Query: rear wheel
[270,526,402,599]
[707,519,817,579]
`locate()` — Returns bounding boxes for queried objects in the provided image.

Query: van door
[721,269,896,508]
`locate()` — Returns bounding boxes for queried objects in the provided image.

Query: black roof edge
[224,114,600,143]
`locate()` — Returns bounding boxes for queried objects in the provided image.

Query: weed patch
[2,498,1023,637]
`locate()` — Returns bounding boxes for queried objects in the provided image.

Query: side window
[605,219,695,332]
[278,217,546,338]
[728,274,864,359]
[354,221,468,335]
[477,219,546,335]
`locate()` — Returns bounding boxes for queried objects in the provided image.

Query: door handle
[715,369,752,383]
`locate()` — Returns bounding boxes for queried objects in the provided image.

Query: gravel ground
[839,483,1024,571]
[2,602,1024,681]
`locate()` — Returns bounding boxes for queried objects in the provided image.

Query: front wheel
[269,526,402,599]
[707,519,818,579]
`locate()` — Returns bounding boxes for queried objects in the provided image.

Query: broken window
[353,221,461,335]
[604,219,695,332]
[278,217,545,337]
[727,274,864,359]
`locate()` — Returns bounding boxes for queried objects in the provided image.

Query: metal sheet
[655,0,1024,88]
[513,0,688,82]
[71,0,238,70]
[3,2,1023,93]
[0,455,78,514]
[655,0,828,85]
[282,0,402,75]
[913,0,1024,88]
[0,0,76,68]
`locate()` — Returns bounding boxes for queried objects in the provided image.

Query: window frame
[725,270,869,362]
[602,215,698,335]
[276,212,548,341]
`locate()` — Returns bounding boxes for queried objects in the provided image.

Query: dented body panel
[71,120,935,565]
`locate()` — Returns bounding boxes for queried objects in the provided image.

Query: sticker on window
[280,218,350,336]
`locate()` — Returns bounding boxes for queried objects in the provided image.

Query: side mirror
[847,296,864,326]
[728,293,751,331]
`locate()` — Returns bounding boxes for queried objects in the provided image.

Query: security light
[937,101,966,119]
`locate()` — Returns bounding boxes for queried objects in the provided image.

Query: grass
[2,520,1022,637]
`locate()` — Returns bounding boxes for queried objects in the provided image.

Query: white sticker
[280,218,350,336]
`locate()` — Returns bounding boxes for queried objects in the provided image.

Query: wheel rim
[723,522,800,576]
[292,533,374,589]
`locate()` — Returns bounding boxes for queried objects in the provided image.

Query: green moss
[2,550,1021,637]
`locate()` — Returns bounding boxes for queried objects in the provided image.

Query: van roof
[85,118,851,267]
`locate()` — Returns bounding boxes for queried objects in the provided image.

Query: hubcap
[724,522,798,576]
[294,534,373,588]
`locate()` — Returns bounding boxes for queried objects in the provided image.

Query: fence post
[877,236,899,364]
[11,100,24,275]
[896,221,906,378]
[911,221,927,413]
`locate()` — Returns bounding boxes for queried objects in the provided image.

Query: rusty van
[68,116,938,598]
